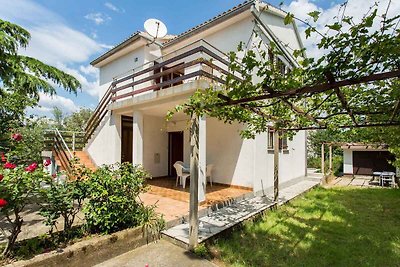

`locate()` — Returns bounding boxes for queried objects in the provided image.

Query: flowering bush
[0,163,46,257]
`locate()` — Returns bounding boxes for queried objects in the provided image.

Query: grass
[208,186,400,267]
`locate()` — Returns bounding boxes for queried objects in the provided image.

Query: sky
[0,0,398,118]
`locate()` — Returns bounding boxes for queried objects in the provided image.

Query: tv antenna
[144,18,168,46]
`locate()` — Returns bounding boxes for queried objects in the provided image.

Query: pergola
[187,68,400,249]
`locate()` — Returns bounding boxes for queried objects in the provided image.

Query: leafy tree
[51,106,65,130]
[170,2,399,132]
[64,108,93,132]
[169,2,400,164]
[0,19,80,151]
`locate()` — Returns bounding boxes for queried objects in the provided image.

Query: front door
[121,116,133,163]
[168,131,184,176]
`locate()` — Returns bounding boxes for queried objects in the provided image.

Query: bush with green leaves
[0,162,45,257]
[39,159,91,238]
[83,163,163,234]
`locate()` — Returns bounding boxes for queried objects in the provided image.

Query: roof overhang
[91,32,153,67]
[340,143,389,151]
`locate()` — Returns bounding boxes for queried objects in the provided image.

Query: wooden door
[168,132,184,176]
[121,116,133,163]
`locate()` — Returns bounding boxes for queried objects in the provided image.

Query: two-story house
[81,0,307,202]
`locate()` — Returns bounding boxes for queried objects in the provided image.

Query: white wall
[85,113,121,166]
[343,149,353,174]
[143,115,168,177]
[253,131,307,193]
[259,12,302,53]
[206,118,254,188]
[99,47,147,86]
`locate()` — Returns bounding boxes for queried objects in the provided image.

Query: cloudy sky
[0,0,398,117]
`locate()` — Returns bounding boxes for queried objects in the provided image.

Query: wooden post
[189,114,199,250]
[273,130,279,202]
[329,145,333,174]
[321,144,325,176]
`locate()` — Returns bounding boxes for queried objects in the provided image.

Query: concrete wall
[143,115,168,177]
[85,112,121,166]
[343,149,353,174]
[206,118,254,187]
[252,130,307,193]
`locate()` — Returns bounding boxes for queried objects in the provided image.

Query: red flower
[1,153,6,163]
[11,133,22,142]
[0,174,3,181]
[52,174,57,179]
[4,162,16,169]
[25,163,38,173]
[0,199,8,208]
[44,159,51,167]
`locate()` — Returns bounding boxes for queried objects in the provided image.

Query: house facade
[83,0,307,200]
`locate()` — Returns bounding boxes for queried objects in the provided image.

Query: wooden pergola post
[273,130,279,202]
[189,114,199,250]
[321,143,325,176]
[329,145,333,174]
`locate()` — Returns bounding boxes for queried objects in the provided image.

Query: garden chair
[173,162,190,188]
[380,173,395,187]
[206,164,214,186]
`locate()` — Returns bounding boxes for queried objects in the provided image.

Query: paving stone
[162,177,320,244]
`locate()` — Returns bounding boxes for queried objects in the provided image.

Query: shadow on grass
[210,187,400,267]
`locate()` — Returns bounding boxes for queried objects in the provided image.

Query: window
[268,130,288,150]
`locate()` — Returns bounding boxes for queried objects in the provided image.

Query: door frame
[121,115,133,163]
[168,131,184,176]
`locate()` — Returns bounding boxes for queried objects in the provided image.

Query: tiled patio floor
[147,177,252,207]
[326,176,385,188]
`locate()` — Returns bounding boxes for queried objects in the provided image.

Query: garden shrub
[39,158,90,237]
[0,162,45,257]
[83,163,163,234]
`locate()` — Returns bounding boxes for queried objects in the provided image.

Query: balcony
[85,40,238,142]
[111,39,236,102]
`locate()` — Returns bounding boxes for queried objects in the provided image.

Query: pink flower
[11,133,22,142]
[4,162,16,169]
[52,174,57,179]
[0,199,8,208]
[25,162,38,173]
[1,153,6,163]
[44,159,51,167]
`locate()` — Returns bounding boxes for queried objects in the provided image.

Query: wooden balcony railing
[84,40,239,143]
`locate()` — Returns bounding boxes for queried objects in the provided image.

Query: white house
[82,0,307,201]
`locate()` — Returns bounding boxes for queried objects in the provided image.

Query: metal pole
[72,132,76,152]
[189,114,199,250]
[273,130,279,202]
[329,145,333,174]
[321,144,325,176]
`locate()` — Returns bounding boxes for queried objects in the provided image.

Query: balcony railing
[85,39,239,142]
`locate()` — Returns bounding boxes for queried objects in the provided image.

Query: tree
[64,108,93,132]
[0,19,80,149]
[51,106,65,130]
[169,2,400,161]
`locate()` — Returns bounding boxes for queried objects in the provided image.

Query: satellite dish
[144,18,168,39]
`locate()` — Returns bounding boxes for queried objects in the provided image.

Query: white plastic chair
[173,162,190,188]
[380,173,395,187]
[206,164,214,187]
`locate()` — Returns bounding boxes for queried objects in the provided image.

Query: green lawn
[209,187,400,267]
